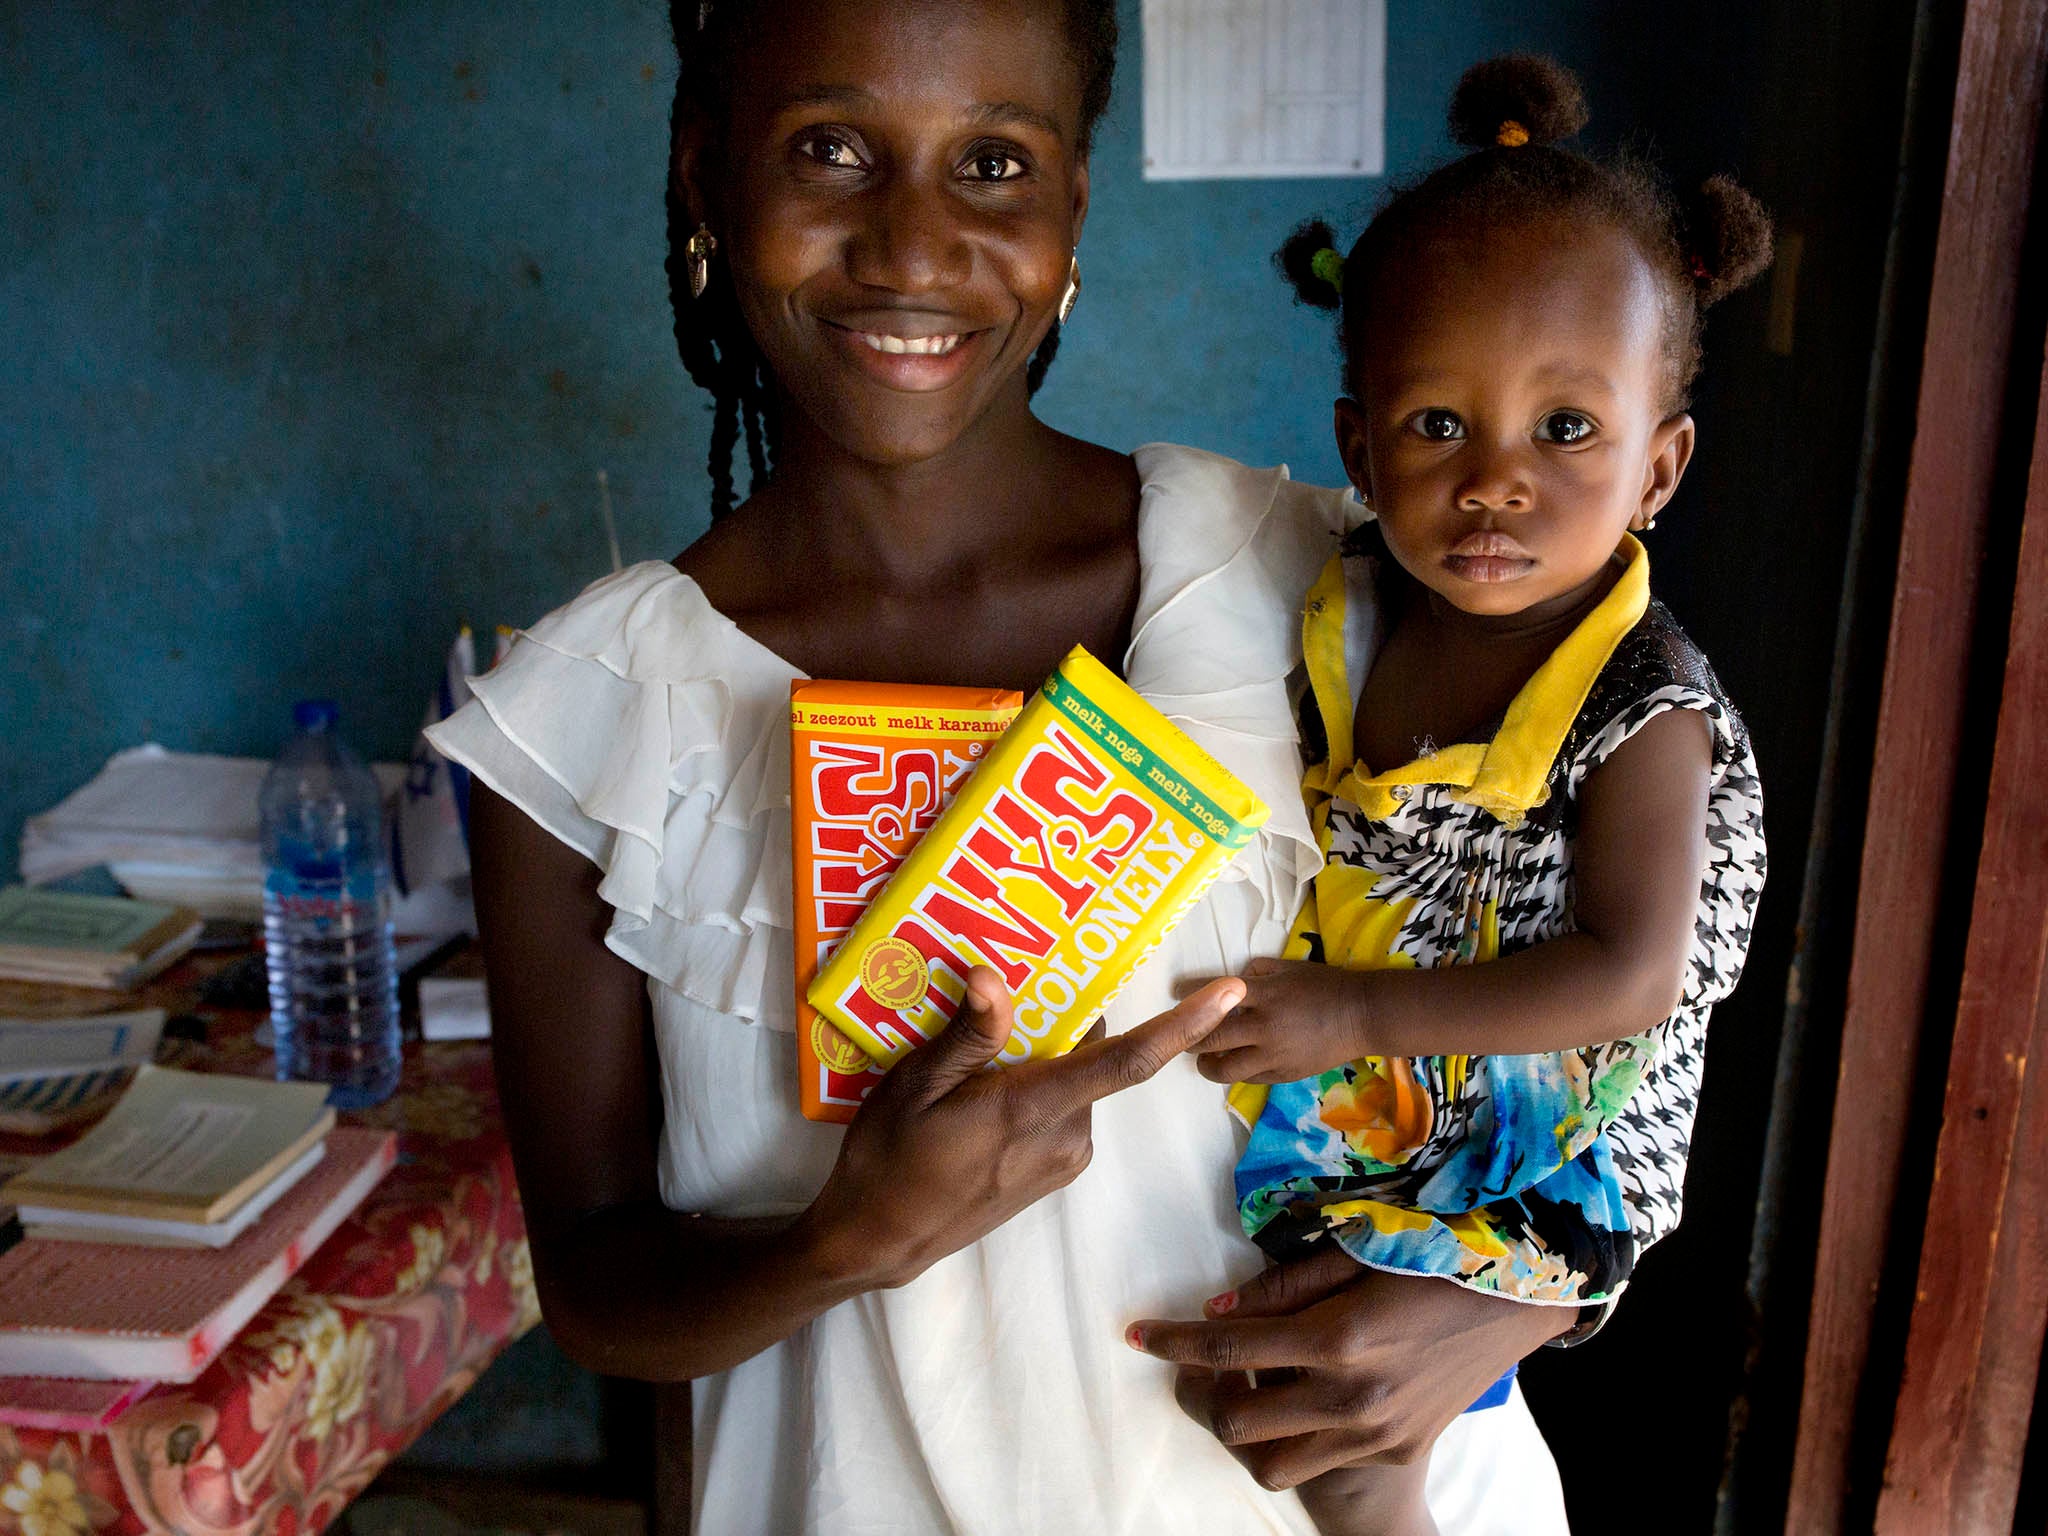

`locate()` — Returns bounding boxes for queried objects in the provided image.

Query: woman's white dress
[427,445,1568,1535]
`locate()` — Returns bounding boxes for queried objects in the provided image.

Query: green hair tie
[1310,246,1346,293]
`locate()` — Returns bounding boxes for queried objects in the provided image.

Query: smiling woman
[668,0,1117,514]
[421,3,1572,1533]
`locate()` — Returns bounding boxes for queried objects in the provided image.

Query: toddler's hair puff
[1447,54,1588,149]
[1684,174,1776,307]
[1276,219,1346,311]
[1275,53,1775,410]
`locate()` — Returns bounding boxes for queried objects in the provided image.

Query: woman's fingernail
[1205,1290,1237,1317]
[1125,1324,1147,1351]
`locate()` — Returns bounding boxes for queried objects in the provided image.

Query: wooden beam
[1785,0,2048,1527]
[1873,340,2048,1532]
[1951,969,2048,1531]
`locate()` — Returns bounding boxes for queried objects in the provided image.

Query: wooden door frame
[1787,0,2048,1527]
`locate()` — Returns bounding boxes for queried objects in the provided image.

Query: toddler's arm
[1193,707,1712,1085]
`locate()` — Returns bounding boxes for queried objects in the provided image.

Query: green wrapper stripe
[1042,673,1259,848]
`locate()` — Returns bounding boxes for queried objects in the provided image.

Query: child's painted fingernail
[1125,1324,1148,1351]
[1205,1290,1237,1317]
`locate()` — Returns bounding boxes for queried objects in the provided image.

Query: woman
[429,2,1570,1530]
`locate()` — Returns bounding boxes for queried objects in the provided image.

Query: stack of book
[1,1067,333,1247]
[0,1067,395,1382]
[0,886,203,990]
[0,1008,166,1135]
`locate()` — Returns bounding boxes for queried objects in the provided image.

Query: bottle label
[267,843,385,933]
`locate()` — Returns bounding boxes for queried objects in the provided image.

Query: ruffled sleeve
[1125,444,1365,924]
[424,562,803,1030]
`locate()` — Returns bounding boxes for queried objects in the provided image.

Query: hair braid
[707,389,740,521]
[741,374,769,489]
[1025,326,1062,395]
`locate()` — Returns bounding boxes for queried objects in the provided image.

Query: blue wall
[2,1,1625,877]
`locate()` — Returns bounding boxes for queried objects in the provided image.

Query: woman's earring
[1637,512,1659,532]
[686,225,718,300]
[1058,252,1081,326]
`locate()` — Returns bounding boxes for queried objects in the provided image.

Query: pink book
[0,1376,156,1432]
[0,1126,395,1383]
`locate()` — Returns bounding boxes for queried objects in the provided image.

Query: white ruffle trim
[426,445,1363,1036]
[1128,444,1363,923]
[426,562,803,1028]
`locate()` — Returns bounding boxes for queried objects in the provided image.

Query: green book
[0,886,204,989]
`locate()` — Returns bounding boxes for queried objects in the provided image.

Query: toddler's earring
[1058,251,1081,326]
[686,225,718,300]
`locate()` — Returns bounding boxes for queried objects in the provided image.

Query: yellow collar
[1303,536,1649,829]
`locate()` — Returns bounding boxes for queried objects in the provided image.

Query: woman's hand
[475,780,1237,1382]
[1190,956,1375,1085]
[1126,1250,1568,1488]
[805,968,1244,1291]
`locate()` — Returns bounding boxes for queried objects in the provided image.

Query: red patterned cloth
[0,1023,532,1536]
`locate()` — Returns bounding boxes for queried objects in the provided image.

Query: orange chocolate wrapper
[790,679,1023,1122]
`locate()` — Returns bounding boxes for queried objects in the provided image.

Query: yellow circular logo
[811,1018,873,1074]
[859,936,928,1010]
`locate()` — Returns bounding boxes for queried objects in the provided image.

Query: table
[0,958,533,1536]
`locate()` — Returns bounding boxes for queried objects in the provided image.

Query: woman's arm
[472,782,855,1377]
[1191,707,1714,1082]
[471,781,1240,1381]
[1129,1249,1569,1488]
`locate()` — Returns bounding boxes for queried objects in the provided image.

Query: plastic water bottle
[260,700,402,1108]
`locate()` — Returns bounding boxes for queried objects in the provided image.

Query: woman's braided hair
[666,1,1122,520]
[1277,55,1773,413]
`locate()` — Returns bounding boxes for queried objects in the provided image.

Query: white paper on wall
[1142,0,1386,180]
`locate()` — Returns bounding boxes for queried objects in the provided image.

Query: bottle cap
[293,699,340,731]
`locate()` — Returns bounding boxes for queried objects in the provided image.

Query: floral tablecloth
[0,1013,533,1536]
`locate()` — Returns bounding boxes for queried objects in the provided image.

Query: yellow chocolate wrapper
[808,646,1269,1067]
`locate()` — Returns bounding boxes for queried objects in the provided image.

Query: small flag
[390,628,485,897]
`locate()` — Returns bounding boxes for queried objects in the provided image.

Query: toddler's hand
[1191,957,1375,1084]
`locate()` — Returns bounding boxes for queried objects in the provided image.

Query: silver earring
[686,225,717,300]
[1057,252,1081,326]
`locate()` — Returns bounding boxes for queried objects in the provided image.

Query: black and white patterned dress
[1232,539,1767,1309]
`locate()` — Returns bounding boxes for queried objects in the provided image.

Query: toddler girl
[1191,56,1772,1535]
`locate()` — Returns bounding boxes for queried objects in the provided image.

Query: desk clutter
[0,1008,166,1135]
[3,1066,338,1245]
[0,887,202,991]
[0,1068,395,1385]
[0,957,534,1528]
[0,1129,396,1382]
[0,639,538,1526]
